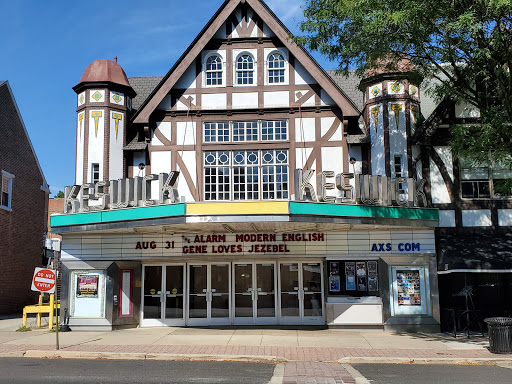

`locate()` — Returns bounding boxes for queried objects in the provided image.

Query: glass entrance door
[142,265,185,326]
[279,262,324,325]
[188,263,231,325]
[233,262,277,325]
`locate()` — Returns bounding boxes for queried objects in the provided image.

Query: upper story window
[236,53,255,85]
[205,54,223,86]
[267,52,286,84]
[460,158,512,198]
[233,122,258,142]
[1,171,14,211]
[204,122,229,142]
[204,150,289,201]
[393,155,405,194]
[203,121,288,143]
[91,163,100,184]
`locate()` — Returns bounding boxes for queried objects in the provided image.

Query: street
[0,358,275,384]
[352,363,512,384]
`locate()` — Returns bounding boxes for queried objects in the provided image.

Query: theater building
[50,0,441,331]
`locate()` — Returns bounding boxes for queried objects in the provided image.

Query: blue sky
[0,0,335,196]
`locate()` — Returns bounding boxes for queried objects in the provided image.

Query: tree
[54,191,64,198]
[296,0,512,164]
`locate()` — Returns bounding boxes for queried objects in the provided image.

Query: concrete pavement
[1,314,511,383]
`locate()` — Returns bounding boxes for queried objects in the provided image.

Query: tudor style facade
[53,0,444,332]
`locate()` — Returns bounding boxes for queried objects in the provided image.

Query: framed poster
[368,276,379,291]
[367,261,378,274]
[346,275,356,290]
[345,262,355,275]
[356,262,367,276]
[357,276,367,291]
[330,262,340,276]
[396,270,421,305]
[76,274,99,297]
[329,275,341,292]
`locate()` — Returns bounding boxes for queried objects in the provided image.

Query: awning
[437,228,512,273]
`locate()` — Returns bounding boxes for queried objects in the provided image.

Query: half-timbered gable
[131,0,360,203]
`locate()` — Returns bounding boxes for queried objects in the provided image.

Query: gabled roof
[0,81,49,192]
[132,0,360,125]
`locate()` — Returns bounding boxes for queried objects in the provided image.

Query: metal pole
[54,249,60,350]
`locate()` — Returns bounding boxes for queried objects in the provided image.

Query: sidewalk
[1,315,511,383]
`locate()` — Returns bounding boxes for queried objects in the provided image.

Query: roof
[326,70,364,111]
[0,81,49,192]
[132,0,360,125]
[123,132,148,150]
[128,77,163,111]
[77,59,131,88]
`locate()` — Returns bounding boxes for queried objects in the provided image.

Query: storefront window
[327,260,379,297]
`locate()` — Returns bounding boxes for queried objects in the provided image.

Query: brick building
[0,81,50,315]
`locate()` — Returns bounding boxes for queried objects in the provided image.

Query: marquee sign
[64,169,426,214]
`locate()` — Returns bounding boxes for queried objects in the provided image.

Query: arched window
[236,54,254,85]
[267,52,285,84]
[205,54,223,86]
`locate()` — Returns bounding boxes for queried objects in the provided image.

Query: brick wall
[0,83,48,315]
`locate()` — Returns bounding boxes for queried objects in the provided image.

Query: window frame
[91,163,100,184]
[265,50,288,85]
[203,53,224,88]
[202,120,288,144]
[459,159,512,199]
[1,170,14,211]
[234,52,256,86]
[203,150,289,202]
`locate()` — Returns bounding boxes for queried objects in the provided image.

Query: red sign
[31,268,56,293]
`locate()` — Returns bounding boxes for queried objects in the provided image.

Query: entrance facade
[141,261,324,326]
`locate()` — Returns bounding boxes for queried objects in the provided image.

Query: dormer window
[267,52,285,84]
[205,54,223,86]
[236,53,254,85]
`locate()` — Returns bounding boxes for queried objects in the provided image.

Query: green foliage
[296,0,512,164]
[54,191,64,198]
[16,326,32,332]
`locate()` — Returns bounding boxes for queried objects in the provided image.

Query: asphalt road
[0,358,275,384]
[352,363,512,384]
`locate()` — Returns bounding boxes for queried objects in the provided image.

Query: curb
[21,350,285,363]
[4,349,511,365]
[338,356,512,365]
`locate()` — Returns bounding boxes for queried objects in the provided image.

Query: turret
[359,57,422,182]
[73,59,136,185]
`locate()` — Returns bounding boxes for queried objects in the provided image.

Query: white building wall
[202,93,227,109]
[462,210,492,227]
[295,118,315,142]
[430,147,453,204]
[87,109,105,183]
[109,111,124,181]
[294,61,316,85]
[176,121,196,145]
[177,151,197,202]
[232,92,258,109]
[369,104,385,176]
[175,63,197,89]
[76,112,85,184]
[263,91,288,108]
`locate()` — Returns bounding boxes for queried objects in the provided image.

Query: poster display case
[390,266,429,315]
[328,260,379,296]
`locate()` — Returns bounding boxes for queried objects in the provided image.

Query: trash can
[484,317,512,354]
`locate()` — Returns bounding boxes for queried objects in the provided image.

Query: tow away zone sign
[31,268,56,293]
